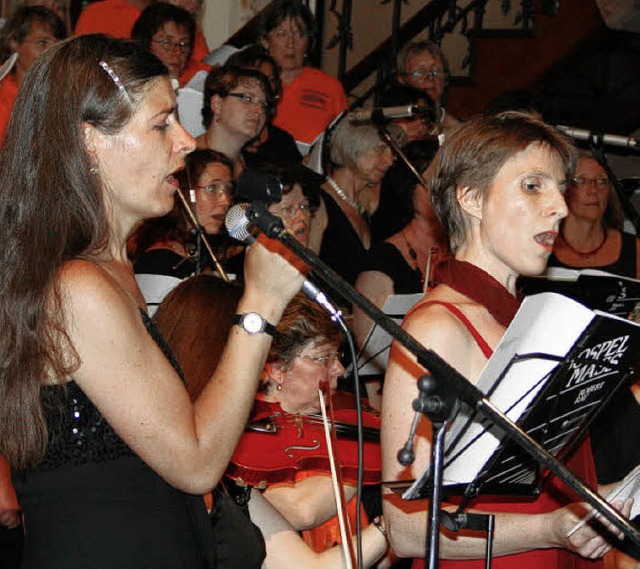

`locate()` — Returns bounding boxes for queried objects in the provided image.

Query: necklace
[560,229,608,258]
[327,176,365,215]
[401,230,418,263]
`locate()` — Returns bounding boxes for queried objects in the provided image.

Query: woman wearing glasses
[153,279,389,568]
[0,6,65,145]
[132,2,209,87]
[134,149,235,277]
[397,40,461,136]
[257,0,347,149]
[548,153,640,568]
[198,65,274,176]
[549,152,640,279]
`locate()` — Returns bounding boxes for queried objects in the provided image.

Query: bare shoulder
[56,259,143,336]
[402,290,477,356]
[58,259,132,307]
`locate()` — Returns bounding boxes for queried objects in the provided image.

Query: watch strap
[233,313,278,337]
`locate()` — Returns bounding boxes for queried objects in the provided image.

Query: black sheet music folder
[400,292,640,502]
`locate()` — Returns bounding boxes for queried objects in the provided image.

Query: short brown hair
[202,65,274,129]
[428,111,577,253]
[266,293,342,369]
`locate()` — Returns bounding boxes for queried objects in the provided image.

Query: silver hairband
[98,60,132,104]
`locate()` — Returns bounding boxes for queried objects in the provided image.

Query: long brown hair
[0,35,168,469]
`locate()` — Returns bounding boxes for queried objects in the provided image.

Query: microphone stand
[245,202,640,567]
[372,115,434,190]
[175,189,230,282]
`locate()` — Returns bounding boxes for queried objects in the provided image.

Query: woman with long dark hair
[0,34,303,568]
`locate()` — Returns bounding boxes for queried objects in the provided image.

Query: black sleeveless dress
[13,312,215,569]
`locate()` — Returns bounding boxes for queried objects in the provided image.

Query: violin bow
[319,388,357,569]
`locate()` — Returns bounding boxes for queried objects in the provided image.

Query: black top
[242,124,302,169]
[547,232,640,486]
[319,190,368,288]
[547,230,637,278]
[13,312,215,568]
[135,248,196,279]
[364,241,423,294]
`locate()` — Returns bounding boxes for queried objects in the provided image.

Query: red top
[406,301,603,569]
[0,73,19,147]
[272,66,347,145]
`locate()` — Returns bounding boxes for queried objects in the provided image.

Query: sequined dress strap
[36,310,185,471]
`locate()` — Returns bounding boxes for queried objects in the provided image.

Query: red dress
[407,301,603,569]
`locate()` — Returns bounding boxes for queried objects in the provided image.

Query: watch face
[243,312,264,334]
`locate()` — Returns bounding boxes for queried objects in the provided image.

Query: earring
[276,384,283,391]
[89,165,99,175]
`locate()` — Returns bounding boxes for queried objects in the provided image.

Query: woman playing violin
[153,275,389,568]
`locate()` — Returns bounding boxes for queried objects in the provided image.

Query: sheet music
[176,71,207,138]
[523,267,640,318]
[403,292,640,501]
[441,293,596,487]
[356,293,423,376]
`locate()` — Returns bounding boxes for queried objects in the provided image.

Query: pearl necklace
[327,176,365,215]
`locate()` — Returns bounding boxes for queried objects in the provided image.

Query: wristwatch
[233,312,278,337]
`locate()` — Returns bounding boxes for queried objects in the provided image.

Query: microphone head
[225,203,254,243]
[237,169,284,204]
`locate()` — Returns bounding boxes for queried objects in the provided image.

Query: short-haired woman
[199,65,274,176]
[0,5,66,144]
[382,112,630,568]
[313,119,405,287]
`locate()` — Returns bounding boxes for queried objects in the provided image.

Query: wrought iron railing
[325,0,539,105]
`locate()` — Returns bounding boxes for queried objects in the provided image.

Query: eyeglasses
[152,38,191,54]
[407,66,446,83]
[271,200,311,220]
[194,181,234,200]
[24,37,57,49]
[271,28,307,42]
[227,92,270,111]
[572,176,610,189]
[301,351,344,368]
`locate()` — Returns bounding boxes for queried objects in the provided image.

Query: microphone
[348,105,434,123]
[225,203,343,319]
[556,125,638,149]
[236,169,285,204]
[225,202,255,243]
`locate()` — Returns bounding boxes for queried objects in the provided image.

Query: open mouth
[534,231,558,250]
[166,166,184,188]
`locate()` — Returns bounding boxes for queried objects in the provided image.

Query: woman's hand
[0,508,21,530]
[547,498,633,559]
[242,235,306,319]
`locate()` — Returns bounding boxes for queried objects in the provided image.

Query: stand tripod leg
[426,419,448,569]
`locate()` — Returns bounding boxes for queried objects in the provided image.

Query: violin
[227,402,381,489]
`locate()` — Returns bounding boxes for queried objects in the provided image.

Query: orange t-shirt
[74,0,141,39]
[273,66,347,145]
[192,28,209,62]
[75,1,211,86]
[0,73,19,147]
[0,456,19,511]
